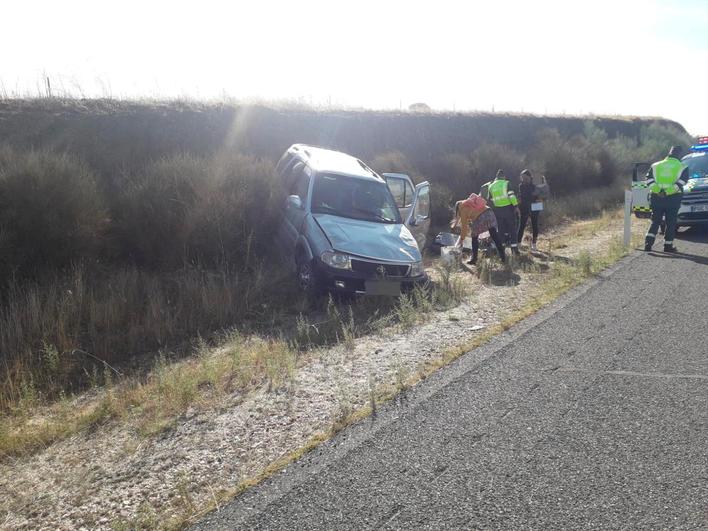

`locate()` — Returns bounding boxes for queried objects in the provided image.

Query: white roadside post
[624,189,632,247]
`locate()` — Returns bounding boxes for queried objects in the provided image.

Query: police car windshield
[311,173,401,224]
[684,153,708,178]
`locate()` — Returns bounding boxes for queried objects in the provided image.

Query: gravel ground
[0,215,643,530]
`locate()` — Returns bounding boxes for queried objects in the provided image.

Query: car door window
[414,185,430,219]
[291,165,310,204]
[403,181,415,208]
[387,177,406,208]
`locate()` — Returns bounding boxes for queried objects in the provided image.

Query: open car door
[631,162,652,218]
[382,173,431,250]
[406,181,431,250]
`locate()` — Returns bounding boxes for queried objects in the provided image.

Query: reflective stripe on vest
[650,158,684,195]
[489,179,512,207]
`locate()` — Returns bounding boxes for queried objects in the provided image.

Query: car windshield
[311,173,401,224]
[684,154,708,178]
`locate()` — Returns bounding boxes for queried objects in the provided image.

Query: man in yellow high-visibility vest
[644,146,689,253]
[488,169,520,255]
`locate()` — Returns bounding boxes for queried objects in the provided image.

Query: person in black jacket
[517,169,541,251]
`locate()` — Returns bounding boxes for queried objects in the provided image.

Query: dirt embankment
[0,213,650,530]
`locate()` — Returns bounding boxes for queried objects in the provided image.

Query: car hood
[313,214,421,263]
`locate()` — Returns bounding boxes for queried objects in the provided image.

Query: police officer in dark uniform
[644,146,689,253]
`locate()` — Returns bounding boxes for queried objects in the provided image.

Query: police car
[631,137,708,228]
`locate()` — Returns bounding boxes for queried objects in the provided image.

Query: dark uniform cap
[669,145,683,158]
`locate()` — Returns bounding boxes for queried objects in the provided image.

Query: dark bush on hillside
[434,153,473,198]
[114,153,280,271]
[0,147,106,281]
[591,121,693,177]
[370,151,419,178]
[637,123,695,162]
[430,183,455,229]
[426,145,526,202]
[528,129,618,195]
[469,144,526,188]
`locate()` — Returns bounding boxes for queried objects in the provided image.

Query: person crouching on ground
[517,169,541,251]
[488,169,521,255]
[451,193,506,264]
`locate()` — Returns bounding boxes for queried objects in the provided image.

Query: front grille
[682,192,708,204]
[678,211,708,220]
[351,260,410,278]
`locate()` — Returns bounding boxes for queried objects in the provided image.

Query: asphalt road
[196,228,708,530]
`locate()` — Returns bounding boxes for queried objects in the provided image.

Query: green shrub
[469,143,526,186]
[370,151,418,178]
[528,128,622,194]
[542,178,625,226]
[430,182,455,228]
[113,153,280,270]
[0,147,106,280]
[636,122,695,162]
[435,153,474,198]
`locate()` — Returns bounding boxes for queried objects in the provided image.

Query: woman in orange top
[451,193,506,264]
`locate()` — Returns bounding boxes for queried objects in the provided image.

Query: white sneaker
[531,243,537,252]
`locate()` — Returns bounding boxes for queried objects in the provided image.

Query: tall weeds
[0,264,294,411]
[0,147,106,280]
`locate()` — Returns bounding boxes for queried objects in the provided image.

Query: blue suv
[276,145,431,296]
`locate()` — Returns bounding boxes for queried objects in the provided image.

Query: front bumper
[677,207,708,226]
[677,217,708,226]
[314,260,427,296]
[678,190,708,226]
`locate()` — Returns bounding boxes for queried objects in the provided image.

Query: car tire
[296,259,322,297]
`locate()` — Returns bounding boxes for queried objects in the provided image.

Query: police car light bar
[690,136,708,151]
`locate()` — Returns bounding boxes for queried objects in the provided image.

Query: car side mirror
[286,195,303,210]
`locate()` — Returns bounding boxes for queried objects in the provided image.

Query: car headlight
[320,251,352,270]
[409,261,424,277]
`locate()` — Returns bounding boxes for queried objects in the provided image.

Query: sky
[2,0,708,134]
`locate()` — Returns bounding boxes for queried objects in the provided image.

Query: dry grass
[0,334,297,457]
[0,264,298,414]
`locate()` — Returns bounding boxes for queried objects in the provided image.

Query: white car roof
[291,144,382,182]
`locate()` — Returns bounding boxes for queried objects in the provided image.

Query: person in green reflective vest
[487,169,520,255]
[644,146,689,253]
